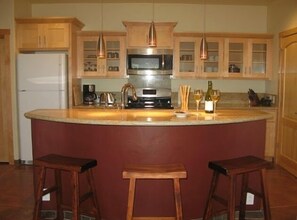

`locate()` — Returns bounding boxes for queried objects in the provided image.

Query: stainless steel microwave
[127,48,173,75]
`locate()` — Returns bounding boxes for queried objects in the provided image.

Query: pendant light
[97,0,105,59]
[200,0,208,60]
[148,0,157,47]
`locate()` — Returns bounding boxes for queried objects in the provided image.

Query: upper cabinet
[16,17,84,51]
[224,36,273,79]
[77,31,126,78]
[123,21,177,49]
[174,36,200,77]
[173,34,224,78]
[173,33,273,80]
[15,17,85,107]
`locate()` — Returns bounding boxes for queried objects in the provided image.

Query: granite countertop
[25,108,271,126]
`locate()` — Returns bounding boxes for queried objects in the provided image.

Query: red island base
[31,119,266,219]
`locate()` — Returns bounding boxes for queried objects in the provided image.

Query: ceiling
[29,0,273,6]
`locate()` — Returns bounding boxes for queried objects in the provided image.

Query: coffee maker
[83,84,97,105]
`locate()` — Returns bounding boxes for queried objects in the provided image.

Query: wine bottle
[204,81,214,113]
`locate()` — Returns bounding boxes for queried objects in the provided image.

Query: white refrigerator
[17,53,68,163]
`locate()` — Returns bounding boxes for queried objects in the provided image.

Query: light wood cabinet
[16,23,69,49]
[0,29,14,164]
[123,21,177,49]
[15,17,84,107]
[173,36,200,77]
[77,31,126,78]
[201,37,224,78]
[16,18,84,50]
[173,34,224,78]
[224,36,273,79]
[173,33,272,80]
[277,27,297,177]
[262,109,277,160]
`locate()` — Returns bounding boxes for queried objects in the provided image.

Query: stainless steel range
[127,75,173,109]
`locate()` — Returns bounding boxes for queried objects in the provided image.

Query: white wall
[32,3,267,33]
[0,0,14,28]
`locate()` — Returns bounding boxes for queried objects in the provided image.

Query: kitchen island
[25,109,270,219]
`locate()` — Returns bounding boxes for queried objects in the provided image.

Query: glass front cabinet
[77,32,126,78]
[201,37,224,78]
[174,37,200,77]
[173,35,223,78]
[224,37,272,79]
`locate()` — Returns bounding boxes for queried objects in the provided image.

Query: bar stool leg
[239,173,249,220]
[86,169,101,219]
[55,169,64,220]
[228,175,236,220]
[173,178,183,220]
[72,171,80,220]
[126,178,136,220]
[260,169,271,220]
[34,167,46,220]
[203,171,220,220]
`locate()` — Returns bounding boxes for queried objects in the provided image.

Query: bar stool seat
[123,163,187,220]
[203,155,271,220]
[33,154,101,220]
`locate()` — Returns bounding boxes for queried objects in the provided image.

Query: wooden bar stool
[203,155,271,220]
[33,154,101,220]
[122,163,187,220]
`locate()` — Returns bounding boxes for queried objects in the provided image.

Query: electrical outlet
[42,188,50,201]
[246,192,254,205]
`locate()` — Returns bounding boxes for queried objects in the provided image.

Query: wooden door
[0,30,14,164]
[277,28,297,177]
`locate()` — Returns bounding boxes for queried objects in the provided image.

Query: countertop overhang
[25,108,271,126]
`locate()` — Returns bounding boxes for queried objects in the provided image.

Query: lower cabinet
[262,109,277,161]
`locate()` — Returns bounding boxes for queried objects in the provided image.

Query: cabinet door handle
[43,36,46,47]
[38,36,41,47]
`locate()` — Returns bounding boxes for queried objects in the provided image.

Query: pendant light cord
[203,0,206,37]
[101,0,103,32]
[152,0,155,22]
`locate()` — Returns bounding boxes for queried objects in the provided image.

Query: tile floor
[0,163,297,220]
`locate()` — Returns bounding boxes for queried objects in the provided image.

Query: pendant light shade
[200,35,208,60]
[97,32,105,59]
[148,21,157,47]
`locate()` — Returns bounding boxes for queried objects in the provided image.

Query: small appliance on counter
[99,92,115,106]
[83,84,97,105]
